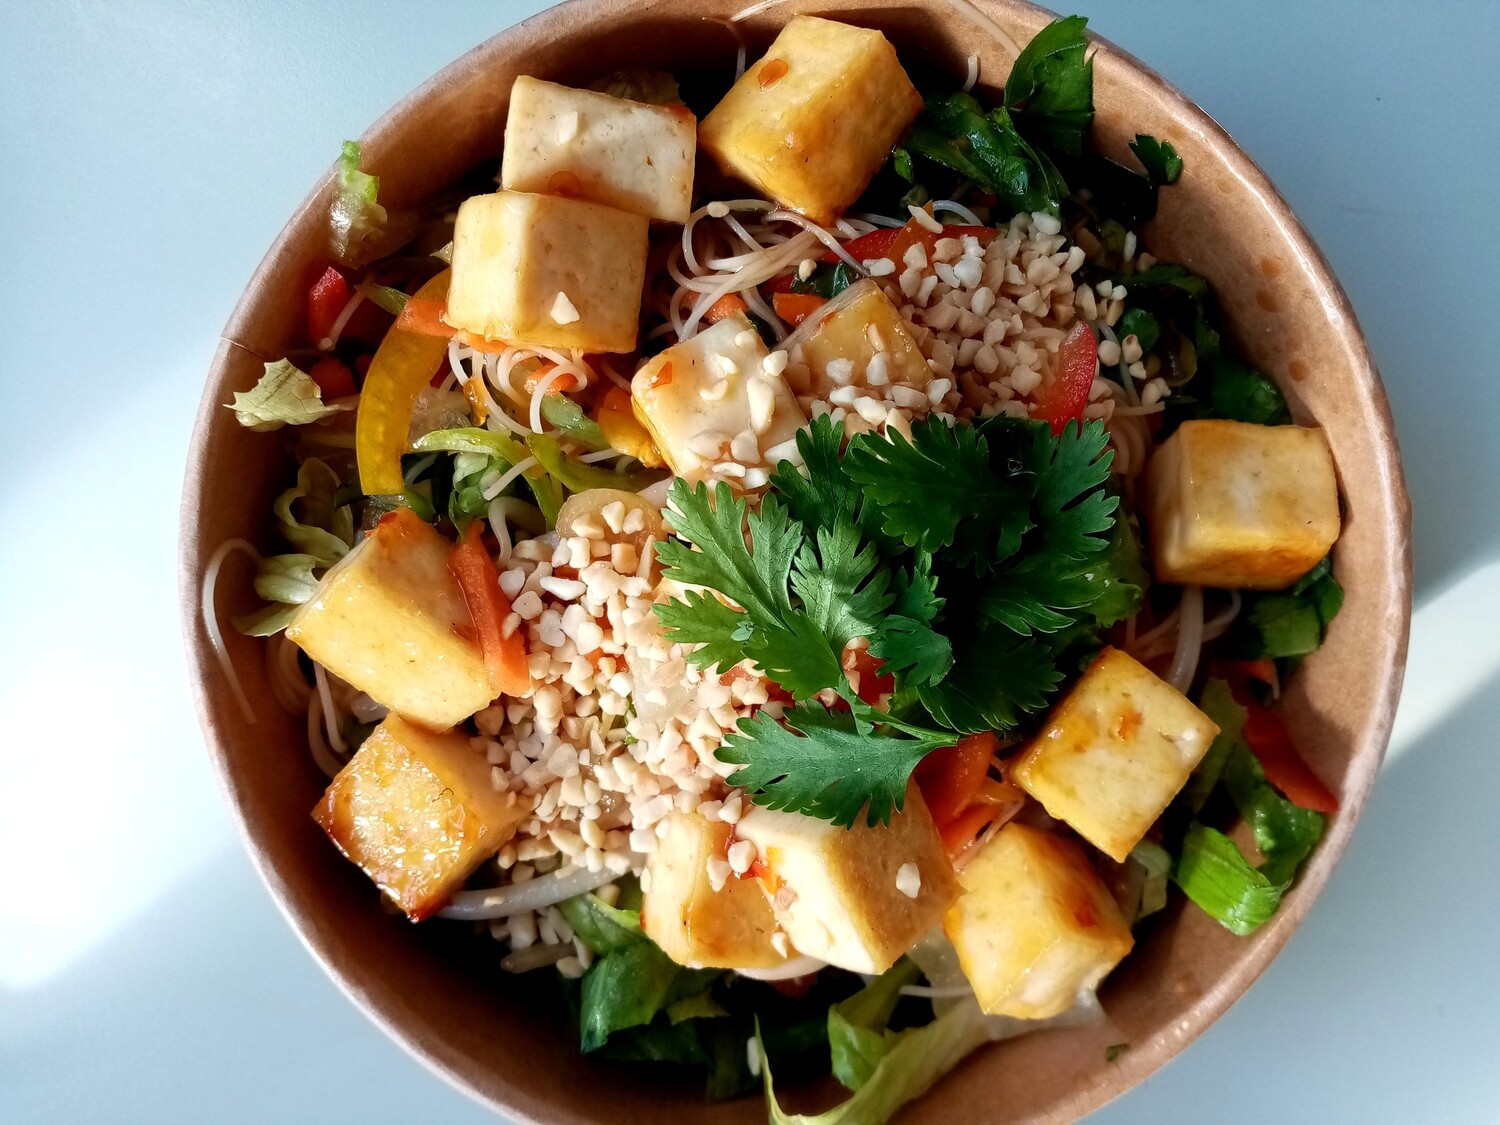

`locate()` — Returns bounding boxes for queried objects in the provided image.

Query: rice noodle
[1166,585,1204,692]
[200,538,261,725]
[305,690,346,778]
[730,0,786,22]
[932,199,984,226]
[901,983,977,999]
[529,367,571,433]
[487,506,514,563]
[766,209,866,270]
[484,456,538,501]
[1202,589,1242,641]
[735,954,827,981]
[578,447,626,464]
[847,211,907,229]
[313,661,348,756]
[402,453,437,484]
[962,53,980,92]
[439,864,620,920]
[318,290,365,351]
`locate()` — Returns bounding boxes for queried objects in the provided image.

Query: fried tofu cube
[641,812,786,969]
[501,76,696,223]
[287,508,494,730]
[313,715,529,921]
[795,279,931,394]
[631,313,807,484]
[1011,648,1220,863]
[735,787,959,974]
[699,16,922,224]
[1144,419,1340,590]
[445,190,648,354]
[945,823,1134,1019]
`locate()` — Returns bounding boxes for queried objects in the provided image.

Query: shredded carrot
[649,360,674,389]
[772,292,827,327]
[522,362,583,395]
[917,732,997,827]
[940,804,998,857]
[703,293,749,324]
[453,329,511,355]
[448,520,530,698]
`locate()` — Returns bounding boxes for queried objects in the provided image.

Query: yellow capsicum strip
[354,269,452,495]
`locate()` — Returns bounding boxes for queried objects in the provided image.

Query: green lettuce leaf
[328,140,416,267]
[527,433,665,497]
[762,1000,989,1125]
[558,893,643,955]
[828,960,921,1091]
[578,939,718,1053]
[228,359,351,432]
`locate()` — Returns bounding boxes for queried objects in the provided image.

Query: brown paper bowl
[180,1,1411,1120]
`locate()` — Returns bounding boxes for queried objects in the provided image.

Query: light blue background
[3,2,1498,1122]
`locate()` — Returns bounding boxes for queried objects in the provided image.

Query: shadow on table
[0,848,496,1125]
[1094,661,1500,1124]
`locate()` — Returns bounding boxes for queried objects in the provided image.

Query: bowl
[179,0,1412,1120]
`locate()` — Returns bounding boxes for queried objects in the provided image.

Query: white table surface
[3,1,1498,1121]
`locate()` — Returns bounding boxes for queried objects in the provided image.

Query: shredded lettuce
[828,960,921,1091]
[526,433,666,495]
[232,458,355,635]
[328,140,415,268]
[411,426,565,526]
[228,359,351,432]
[763,1001,988,1125]
[1169,679,1326,935]
[540,395,609,451]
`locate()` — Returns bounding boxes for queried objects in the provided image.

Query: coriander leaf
[718,702,951,827]
[1129,134,1183,186]
[911,94,1066,215]
[791,517,894,654]
[651,590,749,676]
[1003,15,1094,157]
[868,555,952,687]
[768,415,863,538]
[1026,419,1117,562]
[228,359,351,432]
[659,481,794,623]
[1117,307,1161,351]
[655,483,845,698]
[843,417,1027,558]
[916,632,1063,733]
[1204,359,1291,425]
[1109,262,1208,301]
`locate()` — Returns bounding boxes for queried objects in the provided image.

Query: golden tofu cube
[287,508,493,730]
[631,313,808,484]
[313,715,529,921]
[795,279,931,394]
[736,787,959,974]
[1011,647,1220,863]
[699,16,922,224]
[641,812,785,969]
[445,191,648,354]
[945,823,1133,1019]
[501,76,696,223]
[1144,419,1340,590]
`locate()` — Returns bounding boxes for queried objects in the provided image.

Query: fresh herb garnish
[1128,134,1183,186]
[1002,14,1094,157]
[654,416,1140,826]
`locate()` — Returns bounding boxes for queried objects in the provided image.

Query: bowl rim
[179,1,1412,1120]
